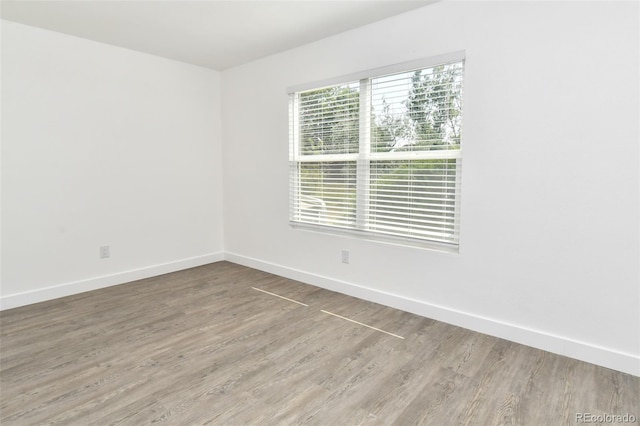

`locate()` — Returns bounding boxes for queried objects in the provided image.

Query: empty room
[1,0,639,424]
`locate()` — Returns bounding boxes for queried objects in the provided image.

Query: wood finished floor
[1,261,638,425]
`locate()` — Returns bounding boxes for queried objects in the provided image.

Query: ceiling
[1,1,434,70]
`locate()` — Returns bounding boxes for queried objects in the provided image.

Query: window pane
[371,62,463,153]
[368,159,459,243]
[290,55,464,249]
[295,161,356,227]
[298,83,360,155]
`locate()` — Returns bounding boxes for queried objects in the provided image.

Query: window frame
[288,52,465,253]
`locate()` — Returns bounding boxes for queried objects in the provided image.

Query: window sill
[289,221,460,255]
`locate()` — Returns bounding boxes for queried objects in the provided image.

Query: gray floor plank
[1,261,638,425]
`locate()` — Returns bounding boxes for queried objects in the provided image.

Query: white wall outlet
[341,249,349,264]
[100,245,110,259]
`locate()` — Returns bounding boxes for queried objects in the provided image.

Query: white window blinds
[289,55,464,250]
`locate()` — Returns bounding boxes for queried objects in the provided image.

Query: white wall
[1,20,224,308]
[221,1,639,375]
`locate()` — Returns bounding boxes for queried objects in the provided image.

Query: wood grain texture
[1,261,638,425]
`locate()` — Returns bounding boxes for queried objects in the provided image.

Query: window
[289,53,464,251]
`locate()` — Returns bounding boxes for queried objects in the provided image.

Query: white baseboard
[0,252,224,311]
[224,252,640,377]
[2,251,637,376]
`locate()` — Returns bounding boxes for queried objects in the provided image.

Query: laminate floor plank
[1,261,638,425]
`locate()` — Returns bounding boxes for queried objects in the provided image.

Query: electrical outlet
[341,249,349,264]
[100,245,110,259]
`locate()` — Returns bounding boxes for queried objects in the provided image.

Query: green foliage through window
[290,56,464,248]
